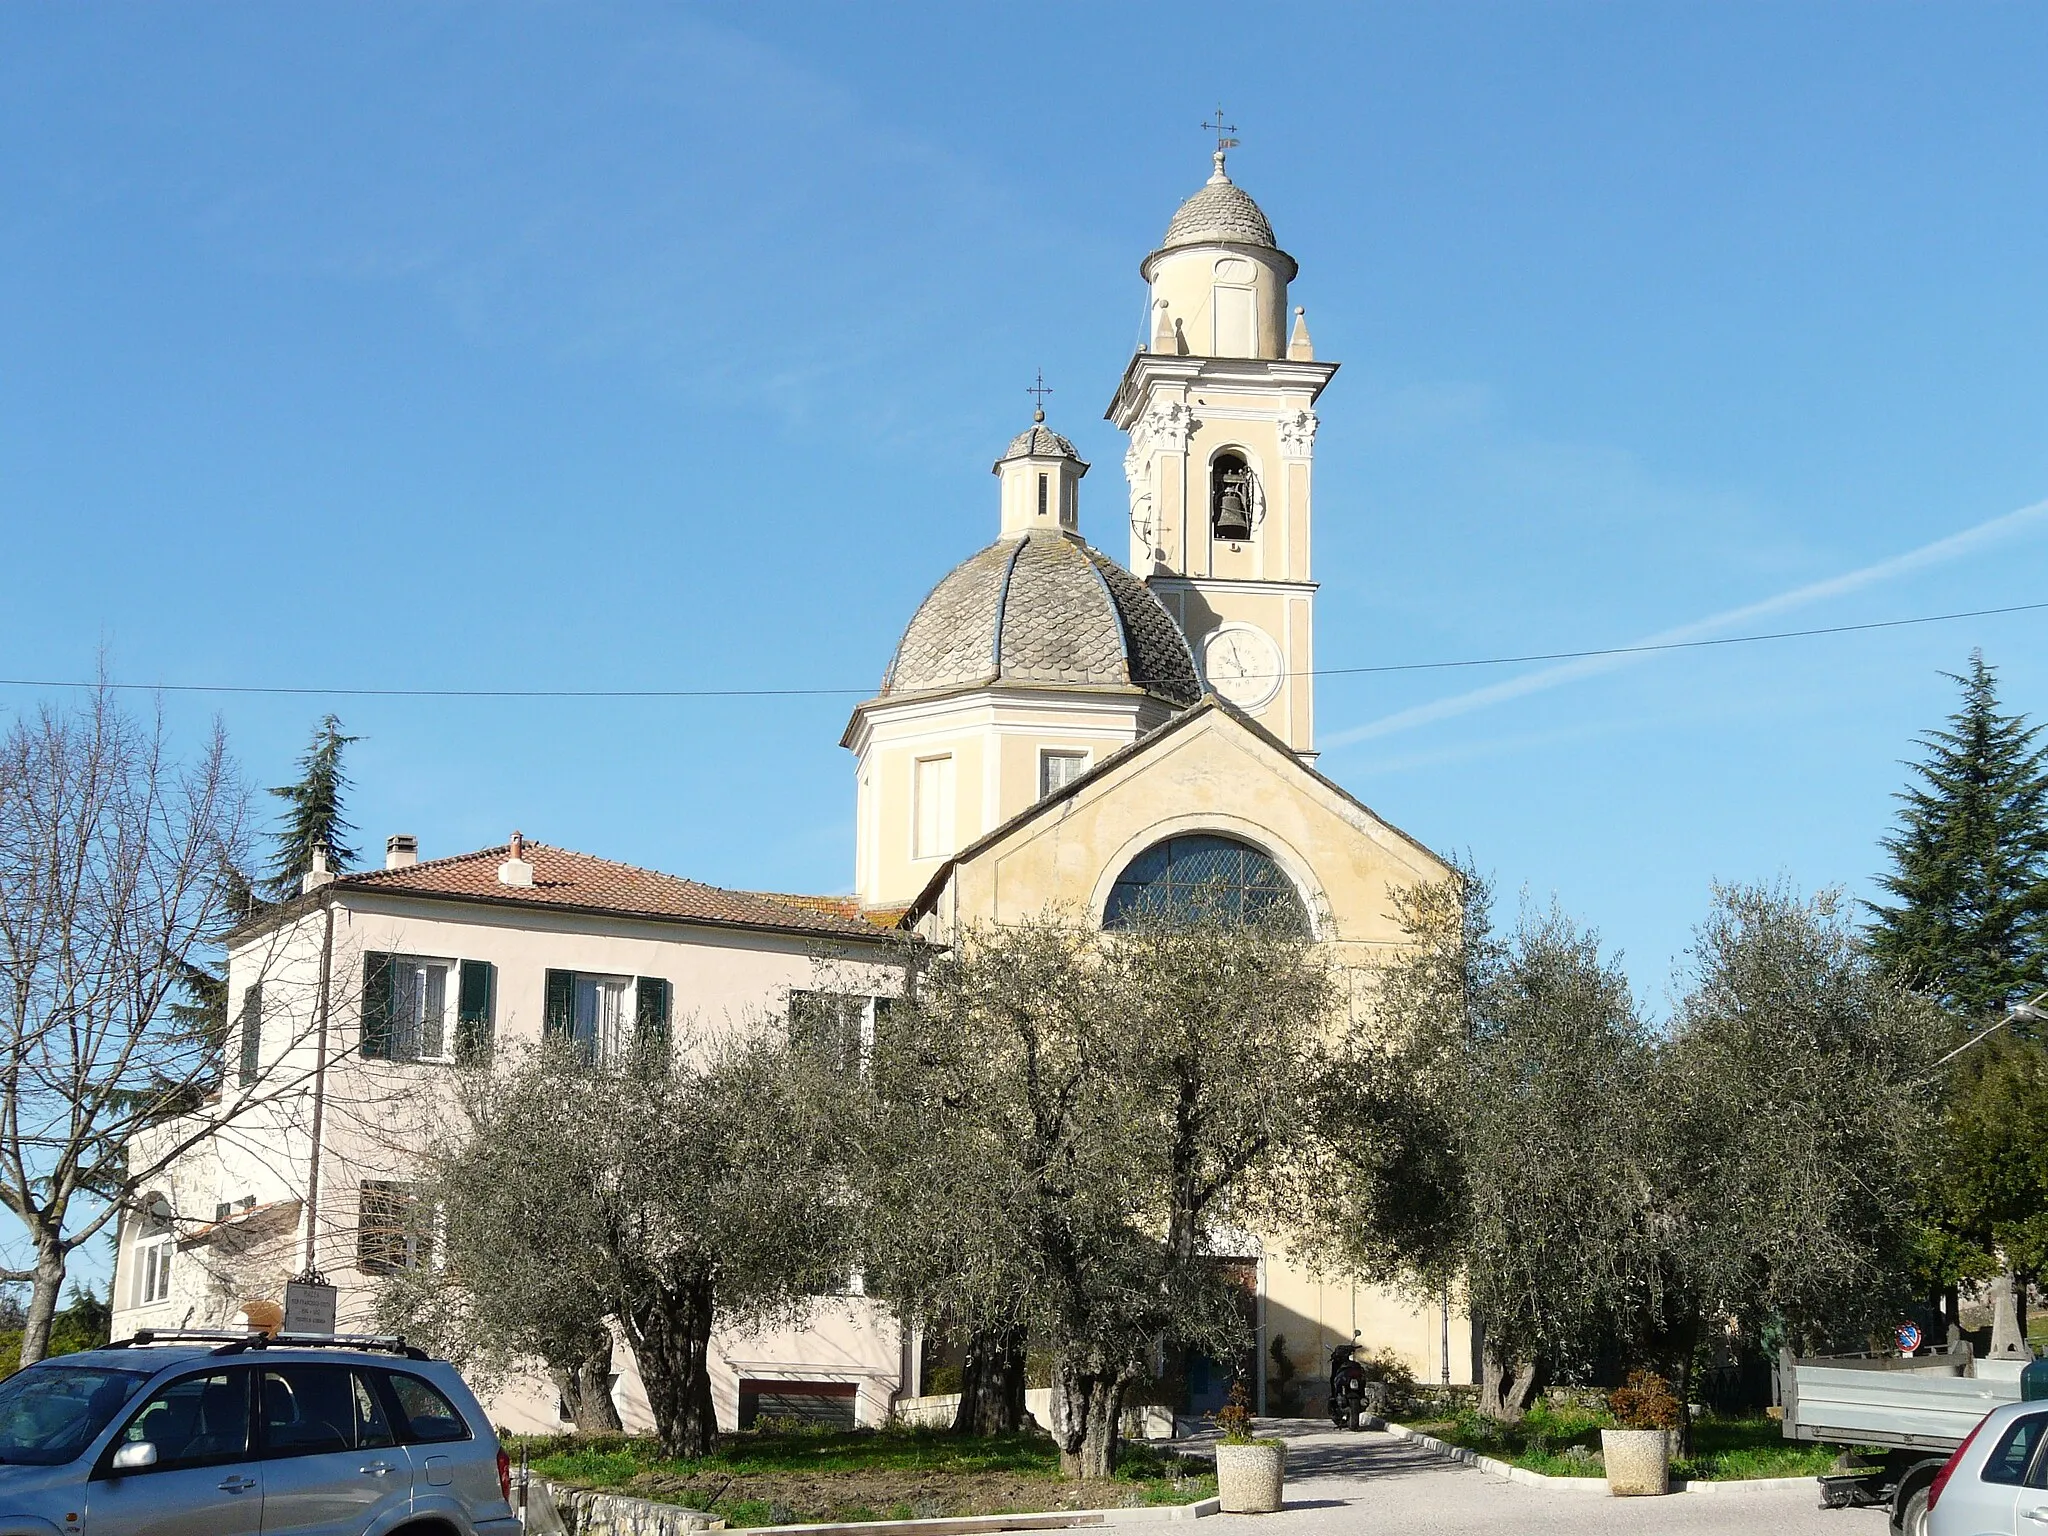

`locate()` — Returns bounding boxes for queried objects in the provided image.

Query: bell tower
[1106,136,1337,758]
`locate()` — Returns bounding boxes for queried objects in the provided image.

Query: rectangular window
[913,754,954,860]
[137,1234,174,1306]
[236,982,264,1088]
[361,954,452,1062]
[790,991,871,1074]
[1039,749,1088,799]
[1037,473,1048,519]
[1213,284,1256,356]
[544,970,660,1064]
[356,1180,431,1274]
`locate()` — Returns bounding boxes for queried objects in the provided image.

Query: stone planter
[1600,1428,1671,1496]
[1215,1440,1286,1513]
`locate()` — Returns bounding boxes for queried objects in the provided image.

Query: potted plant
[1212,1383,1286,1513]
[1602,1371,1682,1496]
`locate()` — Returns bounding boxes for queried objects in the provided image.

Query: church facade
[852,148,1474,1405]
[110,147,1474,1434]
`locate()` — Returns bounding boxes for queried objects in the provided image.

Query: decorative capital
[1277,408,1320,458]
[1134,401,1196,459]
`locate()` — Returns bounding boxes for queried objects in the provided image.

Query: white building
[111,835,907,1433]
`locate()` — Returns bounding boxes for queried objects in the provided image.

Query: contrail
[1323,497,2048,748]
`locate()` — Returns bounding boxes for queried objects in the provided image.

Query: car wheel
[1896,1486,1930,1536]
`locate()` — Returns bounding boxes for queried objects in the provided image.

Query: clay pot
[1600,1427,1671,1496]
[1215,1441,1286,1513]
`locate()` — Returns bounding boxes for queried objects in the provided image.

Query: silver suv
[0,1330,520,1536]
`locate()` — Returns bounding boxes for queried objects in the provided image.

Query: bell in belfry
[1214,470,1254,542]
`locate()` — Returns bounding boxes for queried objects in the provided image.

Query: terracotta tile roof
[749,891,904,927]
[335,843,890,942]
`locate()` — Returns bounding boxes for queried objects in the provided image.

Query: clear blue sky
[5,2,2047,1016]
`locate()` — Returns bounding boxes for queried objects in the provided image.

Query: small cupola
[992,405,1088,536]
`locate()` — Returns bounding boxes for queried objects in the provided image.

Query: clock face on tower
[1200,624,1284,711]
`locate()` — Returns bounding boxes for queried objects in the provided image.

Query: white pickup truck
[1782,1343,2033,1533]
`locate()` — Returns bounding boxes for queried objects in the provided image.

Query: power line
[2,598,2042,702]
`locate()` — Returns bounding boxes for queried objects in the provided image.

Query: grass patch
[1407,1402,1841,1482]
[511,1426,1216,1527]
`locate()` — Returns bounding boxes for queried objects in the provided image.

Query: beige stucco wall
[113,891,908,1433]
[849,687,1176,911]
[912,704,1478,1389]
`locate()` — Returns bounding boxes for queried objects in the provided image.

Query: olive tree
[383,1032,857,1456]
[1293,876,1660,1421]
[1657,884,1947,1362]
[855,905,1334,1477]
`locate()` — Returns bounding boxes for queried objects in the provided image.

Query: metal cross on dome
[1026,371,1052,419]
[1201,107,1240,154]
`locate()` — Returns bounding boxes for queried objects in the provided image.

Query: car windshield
[0,1363,150,1465]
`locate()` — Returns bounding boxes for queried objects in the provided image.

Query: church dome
[1162,152,1280,252]
[881,530,1201,707]
[1003,422,1081,462]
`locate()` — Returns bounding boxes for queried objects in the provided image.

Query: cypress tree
[1870,651,2048,1023]
[264,715,361,902]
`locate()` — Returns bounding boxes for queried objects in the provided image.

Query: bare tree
[0,686,275,1362]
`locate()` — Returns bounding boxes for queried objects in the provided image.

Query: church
[110,146,1475,1432]
[854,141,1469,1406]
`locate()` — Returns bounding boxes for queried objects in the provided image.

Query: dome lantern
[993,403,1088,536]
[1142,147,1296,360]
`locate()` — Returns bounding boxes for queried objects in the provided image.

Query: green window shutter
[361,953,395,1060]
[236,983,264,1087]
[544,969,575,1043]
[634,977,671,1059]
[456,960,496,1064]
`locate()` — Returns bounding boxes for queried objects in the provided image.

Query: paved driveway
[1124,1422,1894,1536]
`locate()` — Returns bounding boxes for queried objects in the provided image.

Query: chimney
[498,830,534,888]
[385,834,418,870]
[301,847,335,895]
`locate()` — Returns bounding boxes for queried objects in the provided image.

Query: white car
[1925,1398,2048,1535]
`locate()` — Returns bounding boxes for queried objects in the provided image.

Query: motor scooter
[1328,1341,1372,1431]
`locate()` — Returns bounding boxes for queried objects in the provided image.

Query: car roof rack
[105,1329,431,1361]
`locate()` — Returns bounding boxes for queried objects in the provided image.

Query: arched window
[1103,834,1307,930]
[1210,453,1256,543]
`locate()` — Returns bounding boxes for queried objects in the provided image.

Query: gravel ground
[1120,1421,1896,1536]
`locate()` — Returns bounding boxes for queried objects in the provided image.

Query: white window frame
[571,973,633,1062]
[134,1201,175,1307]
[912,754,955,861]
[391,956,455,1063]
[1039,748,1090,800]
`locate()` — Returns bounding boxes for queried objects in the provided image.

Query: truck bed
[1783,1347,2024,1453]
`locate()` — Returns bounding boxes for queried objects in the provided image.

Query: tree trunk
[17,1247,67,1369]
[1669,1316,1699,1458]
[951,1323,1027,1435]
[629,1270,719,1458]
[553,1329,624,1434]
[1049,1355,1134,1479]
[1478,1346,1540,1423]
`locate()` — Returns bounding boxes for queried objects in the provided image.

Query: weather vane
[1027,370,1052,420]
[1201,106,1239,154]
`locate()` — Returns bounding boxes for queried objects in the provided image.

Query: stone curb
[535,1480,1220,1536]
[745,1502,1222,1535]
[1381,1422,1821,1497]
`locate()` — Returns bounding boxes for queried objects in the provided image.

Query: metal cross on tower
[1201,107,1239,153]
[1026,370,1052,420]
